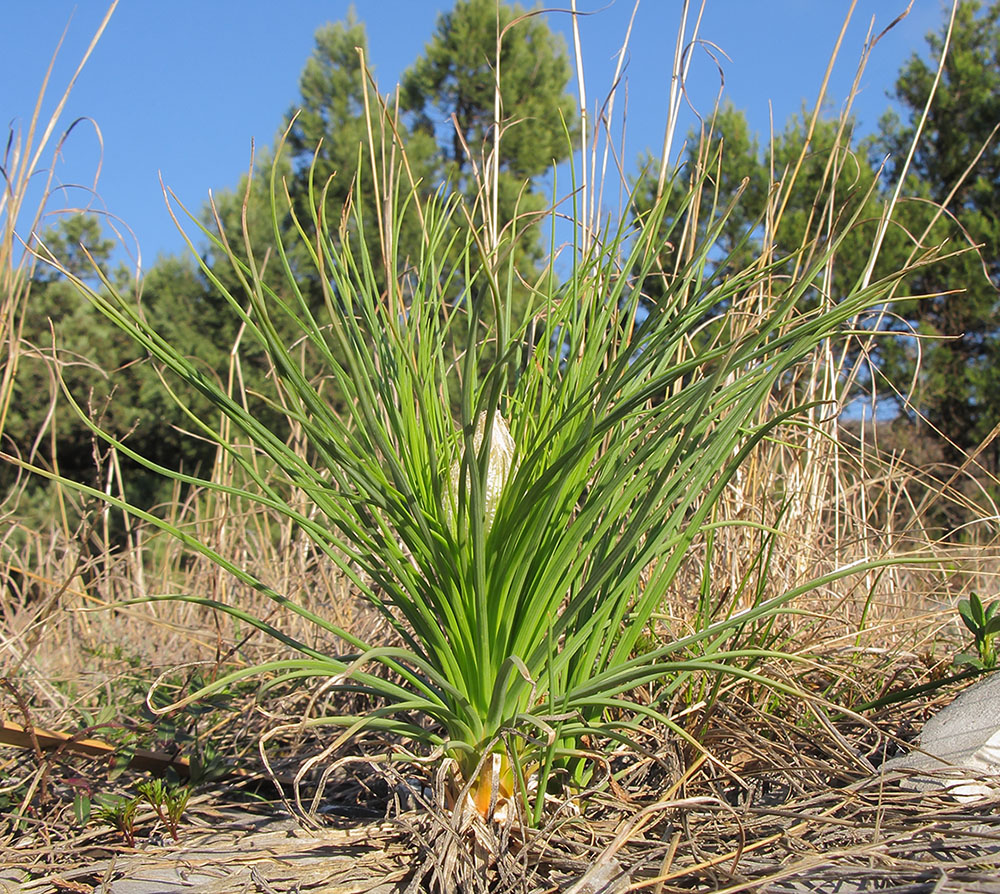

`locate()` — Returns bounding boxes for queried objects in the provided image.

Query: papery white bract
[447,412,516,531]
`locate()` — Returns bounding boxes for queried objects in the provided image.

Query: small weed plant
[94,792,140,847]
[136,778,190,841]
[93,780,190,846]
[956,593,1000,670]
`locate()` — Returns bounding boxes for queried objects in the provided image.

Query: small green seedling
[164,784,190,838]
[95,794,140,847]
[956,593,1000,670]
[136,778,190,841]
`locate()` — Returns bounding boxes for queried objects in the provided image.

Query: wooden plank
[0,719,295,785]
[1,718,193,776]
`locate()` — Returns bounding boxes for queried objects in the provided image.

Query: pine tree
[401,0,577,269]
[282,13,437,277]
[875,0,1000,463]
[632,104,884,325]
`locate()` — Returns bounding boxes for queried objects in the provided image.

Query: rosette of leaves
[35,126,922,825]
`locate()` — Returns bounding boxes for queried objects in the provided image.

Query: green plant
[956,592,1000,670]
[95,792,140,847]
[18,18,947,829]
[39,157,926,824]
[137,778,190,841]
[95,779,189,846]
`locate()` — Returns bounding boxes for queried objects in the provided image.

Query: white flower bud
[448,411,516,530]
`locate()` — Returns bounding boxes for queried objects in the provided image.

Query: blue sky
[4,2,943,270]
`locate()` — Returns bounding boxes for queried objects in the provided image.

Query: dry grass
[5,662,1000,893]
